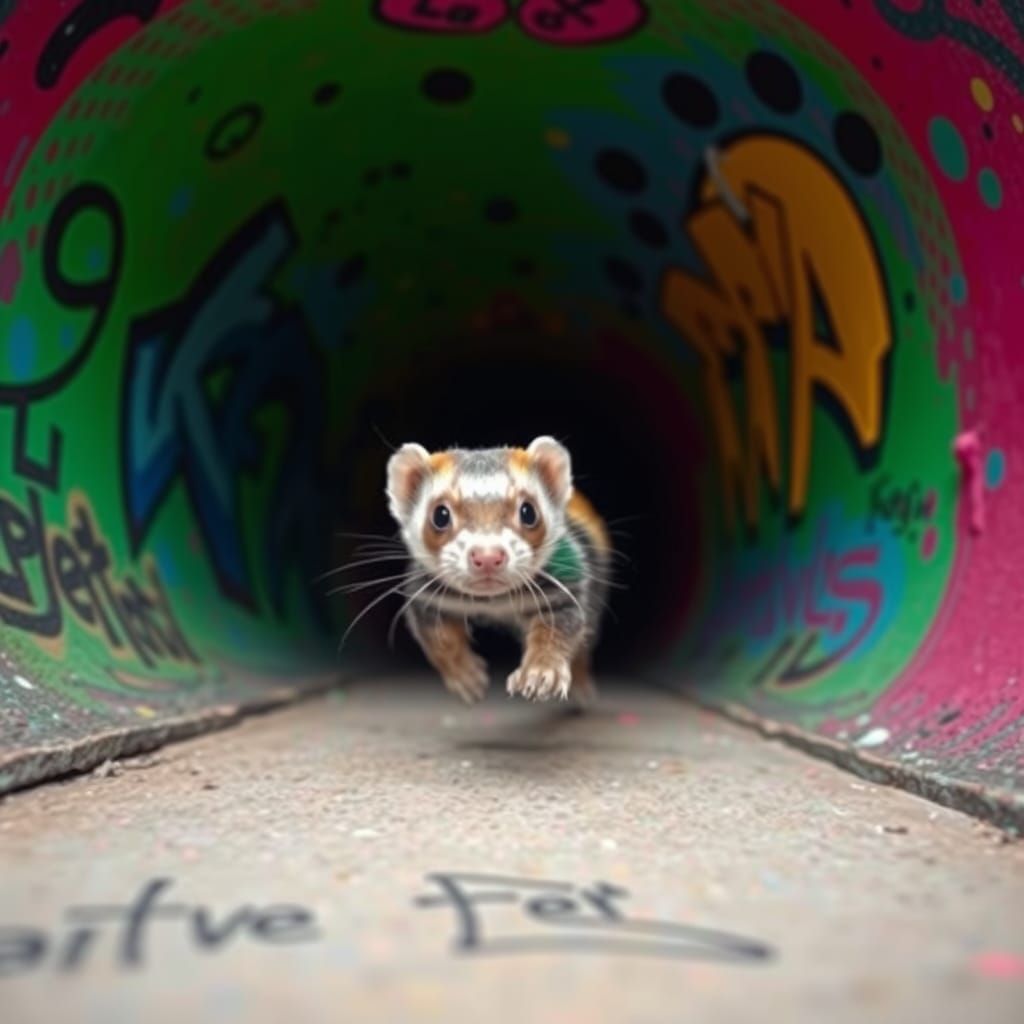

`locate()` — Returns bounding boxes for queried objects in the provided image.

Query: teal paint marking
[544,537,584,583]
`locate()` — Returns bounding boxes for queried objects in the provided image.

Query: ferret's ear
[386,443,431,521]
[527,436,572,505]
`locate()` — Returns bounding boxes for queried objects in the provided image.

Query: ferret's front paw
[507,656,572,702]
[441,654,489,704]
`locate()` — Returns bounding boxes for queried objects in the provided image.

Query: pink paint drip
[971,952,1024,979]
[954,431,985,535]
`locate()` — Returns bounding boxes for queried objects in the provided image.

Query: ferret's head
[386,437,573,597]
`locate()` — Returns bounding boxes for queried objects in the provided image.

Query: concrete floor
[1,678,1022,1024]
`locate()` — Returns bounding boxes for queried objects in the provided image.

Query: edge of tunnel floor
[652,678,1024,839]
[0,671,344,799]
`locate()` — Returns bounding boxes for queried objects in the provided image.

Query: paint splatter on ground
[971,952,1024,980]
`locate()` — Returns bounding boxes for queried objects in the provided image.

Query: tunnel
[0,0,1021,829]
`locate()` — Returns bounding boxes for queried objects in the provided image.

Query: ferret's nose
[469,546,507,574]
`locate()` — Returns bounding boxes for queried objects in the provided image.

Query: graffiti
[0,878,318,977]
[0,182,196,670]
[121,201,330,617]
[695,508,904,691]
[0,484,197,668]
[376,0,509,33]
[0,184,124,489]
[661,136,892,533]
[204,104,263,163]
[415,872,772,960]
[36,0,164,89]
[872,1,1024,93]
[867,475,936,542]
[376,0,647,44]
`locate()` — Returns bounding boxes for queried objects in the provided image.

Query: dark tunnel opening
[324,325,709,676]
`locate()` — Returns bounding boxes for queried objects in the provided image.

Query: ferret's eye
[431,504,452,530]
[519,500,539,527]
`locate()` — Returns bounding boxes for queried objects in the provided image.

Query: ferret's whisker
[537,570,585,618]
[580,568,628,591]
[349,546,408,559]
[326,569,419,598]
[338,574,428,654]
[603,514,649,528]
[432,580,451,632]
[527,573,555,626]
[314,554,411,583]
[513,573,536,621]
[387,573,444,649]
[334,530,402,542]
[598,542,634,564]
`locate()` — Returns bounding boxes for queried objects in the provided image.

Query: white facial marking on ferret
[385,443,571,598]
[458,472,511,501]
[441,526,536,594]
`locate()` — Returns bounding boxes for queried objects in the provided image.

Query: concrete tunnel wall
[0,0,1022,824]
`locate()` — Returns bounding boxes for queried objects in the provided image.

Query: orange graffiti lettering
[661,137,891,531]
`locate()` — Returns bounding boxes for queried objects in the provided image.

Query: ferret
[385,437,612,703]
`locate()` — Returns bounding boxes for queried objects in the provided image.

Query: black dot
[903,290,916,313]
[745,51,803,114]
[484,197,519,223]
[512,258,536,277]
[661,71,720,128]
[422,68,473,104]
[629,209,669,249]
[0,39,10,61]
[336,253,367,288]
[363,168,382,186]
[834,111,882,176]
[870,55,883,71]
[594,148,648,194]
[314,82,340,106]
[391,161,412,178]
[605,256,644,291]
[982,122,994,141]
[187,85,202,104]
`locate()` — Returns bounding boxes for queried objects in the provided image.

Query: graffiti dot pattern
[977,167,1002,209]
[929,116,969,182]
[595,148,648,194]
[970,77,994,112]
[833,111,883,177]
[662,71,721,128]
[421,67,474,103]
[745,50,803,114]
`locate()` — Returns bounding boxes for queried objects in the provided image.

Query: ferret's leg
[507,610,584,702]
[406,606,488,704]
[570,647,598,706]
